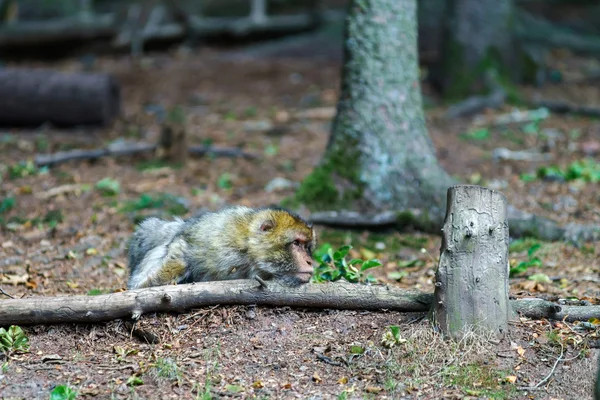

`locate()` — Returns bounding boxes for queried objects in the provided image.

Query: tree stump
[432,185,510,339]
[0,68,120,127]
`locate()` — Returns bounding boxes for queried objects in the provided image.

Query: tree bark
[434,0,531,97]
[433,185,511,339]
[296,0,454,220]
[0,69,120,127]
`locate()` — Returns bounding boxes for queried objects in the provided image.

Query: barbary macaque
[127,206,316,289]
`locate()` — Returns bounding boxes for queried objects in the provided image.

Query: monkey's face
[251,210,317,287]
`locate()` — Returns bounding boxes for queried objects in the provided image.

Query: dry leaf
[312,372,322,383]
[516,346,526,357]
[337,376,348,385]
[25,279,38,289]
[366,386,383,394]
[252,380,264,389]
[506,375,517,383]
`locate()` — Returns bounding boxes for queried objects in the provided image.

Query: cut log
[433,185,511,339]
[0,68,120,127]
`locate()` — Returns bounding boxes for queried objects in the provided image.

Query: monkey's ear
[259,220,275,232]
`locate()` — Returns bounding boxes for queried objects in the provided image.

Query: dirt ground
[0,39,600,399]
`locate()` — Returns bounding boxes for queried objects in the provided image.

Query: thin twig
[254,276,267,288]
[316,353,344,367]
[518,343,564,391]
[0,287,14,299]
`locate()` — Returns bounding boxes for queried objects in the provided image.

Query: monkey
[127,206,317,290]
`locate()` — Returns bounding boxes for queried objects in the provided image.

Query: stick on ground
[1,281,599,326]
[34,141,257,168]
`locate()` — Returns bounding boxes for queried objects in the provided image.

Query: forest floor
[1,38,600,399]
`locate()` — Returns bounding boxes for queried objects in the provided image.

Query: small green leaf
[527,244,542,257]
[0,197,15,214]
[520,173,537,183]
[217,173,233,190]
[95,178,120,196]
[50,385,77,400]
[397,259,423,268]
[350,345,365,355]
[333,245,352,261]
[225,385,244,394]
[127,375,144,386]
[528,273,551,283]
[360,259,382,271]
[387,271,407,281]
[389,325,401,341]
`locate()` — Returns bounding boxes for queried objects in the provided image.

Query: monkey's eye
[292,240,301,246]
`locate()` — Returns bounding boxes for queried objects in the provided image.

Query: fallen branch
[516,10,600,55]
[1,281,599,326]
[492,147,552,162]
[473,107,550,127]
[531,99,600,118]
[0,280,432,326]
[445,71,506,119]
[511,298,600,321]
[308,207,600,244]
[34,141,257,168]
[0,15,115,47]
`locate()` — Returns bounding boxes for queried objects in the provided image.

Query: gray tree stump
[0,68,120,127]
[432,185,510,339]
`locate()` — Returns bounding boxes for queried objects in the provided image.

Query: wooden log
[0,280,599,326]
[432,185,511,339]
[0,68,120,127]
[0,280,432,326]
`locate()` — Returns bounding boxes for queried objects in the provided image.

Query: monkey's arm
[132,258,186,289]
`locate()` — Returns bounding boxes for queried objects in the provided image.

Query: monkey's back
[178,206,258,283]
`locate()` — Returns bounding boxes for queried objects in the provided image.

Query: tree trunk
[432,185,511,339]
[435,0,528,97]
[596,356,600,400]
[0,69,120,127]
[296,0,454,221]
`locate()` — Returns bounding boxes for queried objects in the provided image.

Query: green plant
[459,127,490,141]
[441,364,515,399]
[50,385,77,400]
[0,196,15,214]
[87,289,107,296]
[0,325,30,354]
[311,244,381,284]
[381,325,406,348]
[153,357,180,381]
[43,209,64,228]
[521,158,600,183]
[119,193,188,216]
[9,160,44,179]
[510,243,542,276]
[95,178,120,196]
[217,173,233,190]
